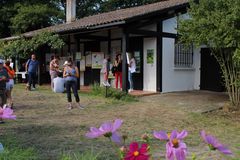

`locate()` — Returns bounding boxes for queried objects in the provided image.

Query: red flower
[124,142,149,160]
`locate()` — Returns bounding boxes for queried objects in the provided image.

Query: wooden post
[122,30,129,93]
[157,22,163,92]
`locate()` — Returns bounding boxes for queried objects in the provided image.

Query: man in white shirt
[53,73,65,93]
[128,53,136,92]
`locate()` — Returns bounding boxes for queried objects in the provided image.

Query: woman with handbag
[114,54,122,89]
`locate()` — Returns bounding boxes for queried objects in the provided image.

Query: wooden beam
[157,22,163,92]
[122,30,129,93]
[127,29,159,37]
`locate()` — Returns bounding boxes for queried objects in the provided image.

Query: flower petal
[153,131,169,140]
[85,127,102,138]
[139,143,148,154]
[99,122,112,133]
[200,130,207,143]
[129,142,139,152]
[166,142,174,160]
[111,132,122,144]
[170,130,178,140]
[1,108,16,120]
[112,119,123,132]
[177,130,188,139]
[216,145,232,155]
[175,147,187,160]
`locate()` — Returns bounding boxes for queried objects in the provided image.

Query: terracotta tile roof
[7,0,189,39]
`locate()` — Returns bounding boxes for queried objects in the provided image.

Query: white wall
[162,38,200,93]
[163,16,177,34]
[143,38,157,92]
[79,43,84,86]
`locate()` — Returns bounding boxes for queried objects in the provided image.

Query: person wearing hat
[63,59,83,110]
[0,59,9,107]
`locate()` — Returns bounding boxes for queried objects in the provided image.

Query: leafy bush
[90,83,137,102]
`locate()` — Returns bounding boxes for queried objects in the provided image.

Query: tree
[178,0,240,109]
[0,32,65,58]
[0,0,64,38]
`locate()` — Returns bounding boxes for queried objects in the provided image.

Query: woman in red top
[4,61,15,108]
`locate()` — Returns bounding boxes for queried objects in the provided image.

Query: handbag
[111,66,117,74]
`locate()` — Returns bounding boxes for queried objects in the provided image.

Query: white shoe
[102,82,107,86]
[106,82,111,87]
[32,87,36,90]
[77,103,84,109]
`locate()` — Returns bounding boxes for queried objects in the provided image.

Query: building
[2,0,224,93]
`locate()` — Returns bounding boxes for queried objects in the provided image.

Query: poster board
[75,52,81,60]
[80,56,86,71]
[92,52,104,69]
[85,51,92,67]
[147,49,154,64]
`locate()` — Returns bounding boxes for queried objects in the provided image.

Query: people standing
[25,54,39,91]
[128,53,136,92]
[63,59,83,110]
[0,59,9,124]
[101,55,110,87]
[49,55,60,90]
[114,54,122,89]
[4,60,15,108]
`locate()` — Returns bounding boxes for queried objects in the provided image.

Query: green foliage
[10,3,64,34]
[91,83,137,102]
[0,148,37,160]
[178,0,240,109]
[0,32,65,58]
[60,150,101,160]
[0,135,37,160]
[178,0,240,49]
[0,0,63,37]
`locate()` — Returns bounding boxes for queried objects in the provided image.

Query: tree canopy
[178,0,240,109]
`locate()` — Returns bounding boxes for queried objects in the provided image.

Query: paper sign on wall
[85,51,92,67]
[92,52,104,69]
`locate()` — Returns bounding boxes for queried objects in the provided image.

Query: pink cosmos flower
[200,130,232,155]
[85,119,122,143]
[154,130,188,160]
[124,142,149,160]
[0,106,16,120]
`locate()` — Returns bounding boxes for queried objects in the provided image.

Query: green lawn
[0,84,239,160]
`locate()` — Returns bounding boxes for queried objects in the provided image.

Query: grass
[0,84,240,159]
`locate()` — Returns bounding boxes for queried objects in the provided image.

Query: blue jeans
[128,71,133,90]
[65,80,79,103]
[28,72,37,88]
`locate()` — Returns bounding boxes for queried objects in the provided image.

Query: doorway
[200,48,225,92]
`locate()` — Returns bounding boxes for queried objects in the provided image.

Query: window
[174,42,194,68]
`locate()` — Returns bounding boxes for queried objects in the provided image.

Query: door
[129,37,143,90]
[84,41,100,85]
[200,48,224,91]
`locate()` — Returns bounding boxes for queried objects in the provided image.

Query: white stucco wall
[162,38,200,93]
[163,16,177,34]
[143,38,157,91]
